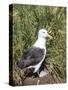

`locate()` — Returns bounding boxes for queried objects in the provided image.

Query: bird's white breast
[33,37,46,50]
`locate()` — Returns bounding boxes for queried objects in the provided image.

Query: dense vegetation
[9,4,66,85]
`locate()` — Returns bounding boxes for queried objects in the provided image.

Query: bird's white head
[38,29,52,39]
[33,29,52,49]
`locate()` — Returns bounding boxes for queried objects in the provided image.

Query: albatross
[17,29,52,77]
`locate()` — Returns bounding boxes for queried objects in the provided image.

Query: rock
[23,73,55,85]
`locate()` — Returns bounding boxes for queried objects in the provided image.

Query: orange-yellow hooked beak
[47,34,52,39]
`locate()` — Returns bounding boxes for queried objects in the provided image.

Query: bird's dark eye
[43,32,45,33]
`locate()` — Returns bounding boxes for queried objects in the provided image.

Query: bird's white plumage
[39,69,48,77]
[33,29,47,49]
[33,37,46,49]
[18,29,52,77]
[28,29,48,74]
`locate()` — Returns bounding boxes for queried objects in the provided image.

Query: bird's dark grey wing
[17,47,45,69]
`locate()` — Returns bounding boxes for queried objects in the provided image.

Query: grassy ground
[9,4,66,86]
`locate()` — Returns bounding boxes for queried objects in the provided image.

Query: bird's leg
[37,79,40,85]
[36,70,40,85]
[37,70,40,77]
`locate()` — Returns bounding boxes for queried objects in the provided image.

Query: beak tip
[48,34,52,39]
[50,36,53,39]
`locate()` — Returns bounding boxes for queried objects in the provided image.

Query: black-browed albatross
[17,29,52,77]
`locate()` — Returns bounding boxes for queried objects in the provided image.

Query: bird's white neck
[33,37,46,49]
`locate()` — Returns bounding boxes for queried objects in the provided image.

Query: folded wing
[17,47,45,69]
